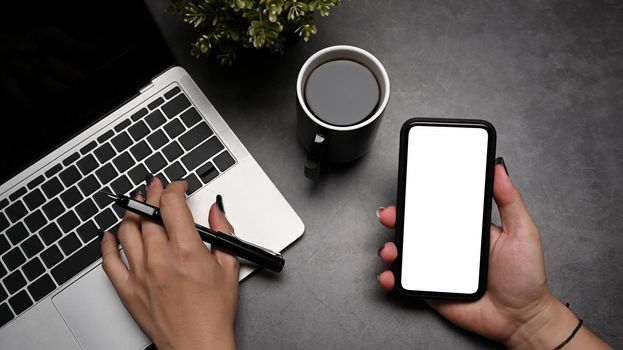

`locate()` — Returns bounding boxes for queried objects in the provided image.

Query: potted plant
[169,0,342,65]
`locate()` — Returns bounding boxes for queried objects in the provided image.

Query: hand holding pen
[100,177,239,349]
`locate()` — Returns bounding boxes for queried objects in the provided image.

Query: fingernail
[129,190,138,198]
[376,207,385,218]
[144,173,154,187]
[97,229,104,241]
[378,244,385,257]
[495,157,509,176]
[216,194,225,214]
[376,272,382,281]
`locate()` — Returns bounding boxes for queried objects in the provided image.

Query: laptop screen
[0,0,174,184]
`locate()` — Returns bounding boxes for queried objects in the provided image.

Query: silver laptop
[0,2,304,349]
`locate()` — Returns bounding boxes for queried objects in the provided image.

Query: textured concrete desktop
[145,1,622,348]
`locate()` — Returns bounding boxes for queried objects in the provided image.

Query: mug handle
[304,132,327,181]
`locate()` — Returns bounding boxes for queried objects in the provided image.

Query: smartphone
[394,118,496,300]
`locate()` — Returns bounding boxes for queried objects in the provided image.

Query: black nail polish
[216,194,225,214]
[129,190,138,199]
[97,229,104,241]
[144,173,154,187]
[495,157,509,176]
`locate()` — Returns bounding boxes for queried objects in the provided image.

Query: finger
[100,231,129,290]
[378,242,398,264]
[377,270,395,291]
[377,206,397,229]
[159,181,204,249]
[208,202,239,268]
[489,223,503,251]
[117,193,144,270]
[493,162,536,234]
[141,175,168,251]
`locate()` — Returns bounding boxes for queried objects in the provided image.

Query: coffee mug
[296,45,390,180]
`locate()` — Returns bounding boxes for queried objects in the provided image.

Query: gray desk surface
[146,1,622,348]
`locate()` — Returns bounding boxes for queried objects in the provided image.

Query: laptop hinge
[139,82,155,94]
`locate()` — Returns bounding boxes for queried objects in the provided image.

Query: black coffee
[304,59,380,127]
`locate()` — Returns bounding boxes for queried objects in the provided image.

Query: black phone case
[394,117,497,300]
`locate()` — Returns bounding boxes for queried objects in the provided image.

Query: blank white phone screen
[401,126,488,294]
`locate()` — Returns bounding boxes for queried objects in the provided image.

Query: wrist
[505,297,578,350]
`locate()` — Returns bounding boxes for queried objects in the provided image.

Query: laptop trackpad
[52,264,151,350]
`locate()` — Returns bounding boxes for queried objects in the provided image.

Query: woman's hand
[376,162,611,349]
[100,177,239,350]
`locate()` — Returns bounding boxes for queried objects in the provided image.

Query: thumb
[493,160,536,235]
[208,199,238,268]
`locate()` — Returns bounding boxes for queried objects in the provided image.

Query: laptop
[0,1,304,349]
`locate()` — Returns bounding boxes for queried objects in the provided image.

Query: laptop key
[42,198,65,220]
[44,164,63,178]
[62,152,80,166]
[76,220,97,243]
[0,234,9,255]
[0,198,8,211]
[78,175,100,196]
[0,213,9,232]
[112,204,125,219]
[8,290,32,315]
[3,247,26,271]
[95,163,118,185]
[114,119,131,132]
[6,223,28,245]
[75,198,98,221]
[59,233,81,255]
[24,210,46,233]
[93,187,114,209]
[145,110,166,129]
[147,129,168,150]
[94,209,117,230]
[179,108,203,128]
[128,121,149,141]
[148,97,165,110]
[41,177,63,198]
[51,238,102,286]
[0,263,6,279]
[162,93,191,118]
[181,137,224,171]
[131,108,148,122]
[23,189,45,211]
[41,245,63,268]
[4,270,26,294]
[22,258,45,281]
[196,162,218,184]
[94,143,116,163]
[112,152,134,173]
[163,119,185,139]
[179,122,214,151]
[164,162,186,181]
[110,175,132,195]
[111,132,132,152]
[77,154,98,175]
[5,201,27,223]
[162,141,183,162]
[80,141,97,155]
[97,130,114,144]
[185,173,202,195]
[164,86,181,99]
[60,187,81,208]
[128,163,148,185]
[145,153,167,173]
[57,211,80,232]
[0,303,12,327]
[59,166,81,187]
[27,175,45,190]
[213,151,236,172]
[130,141,152,161]
[21,235,44,258]
[9,187,26,202]
[28,274,56,302]
[39,223,62,245]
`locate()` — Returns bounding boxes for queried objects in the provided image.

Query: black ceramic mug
[297,45,390,180]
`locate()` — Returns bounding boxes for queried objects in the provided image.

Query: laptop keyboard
[0,85,237,328]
